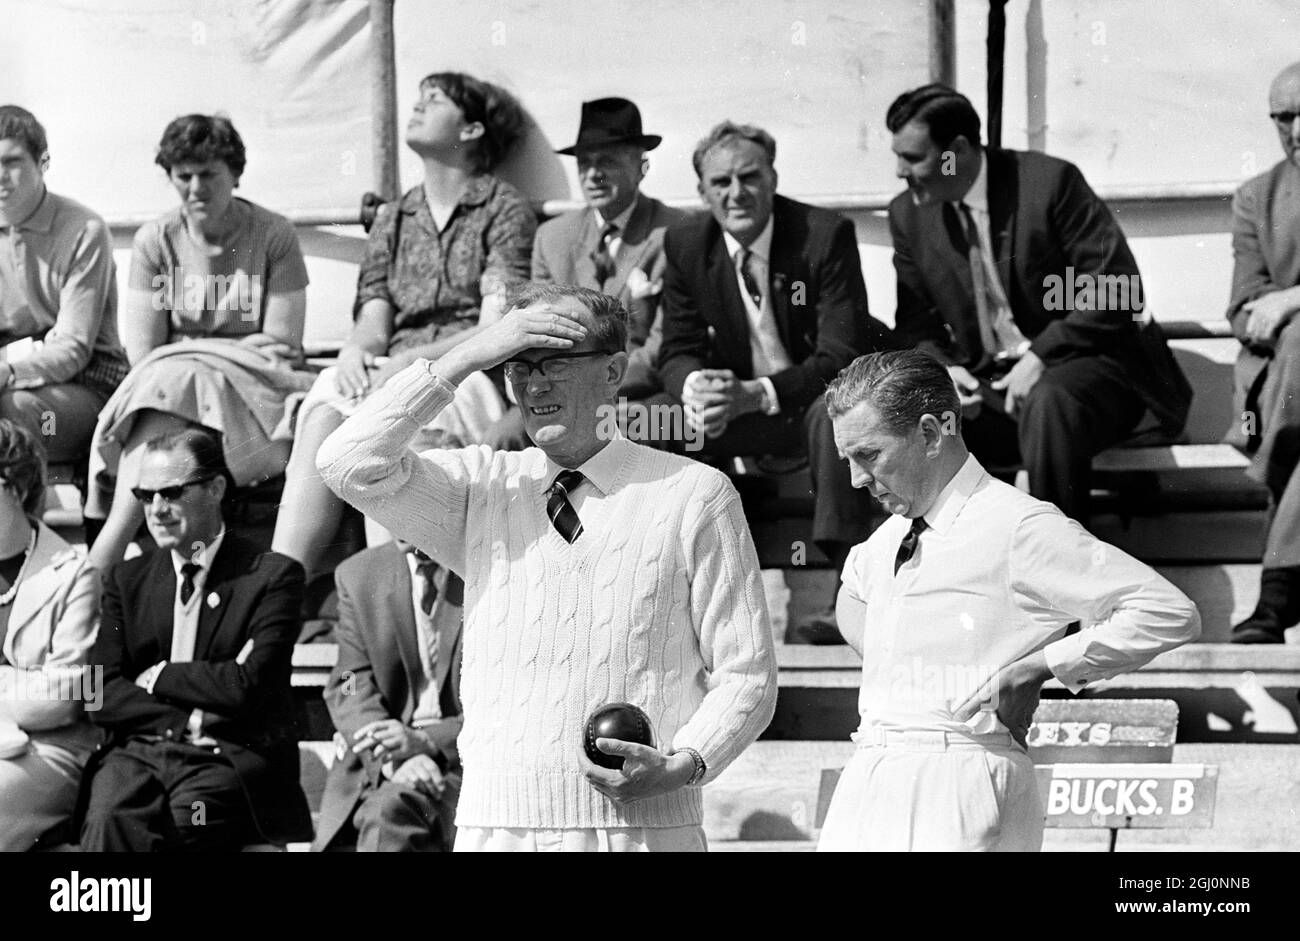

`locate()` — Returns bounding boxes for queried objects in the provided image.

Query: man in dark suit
[313,541,464,852]
[487,97,689,449]
[659,120,892,640]
[1226,61,1300,643]
[886,84,1191,522]
[80,427,310,851]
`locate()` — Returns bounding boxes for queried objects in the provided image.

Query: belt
[852,726,1016,752]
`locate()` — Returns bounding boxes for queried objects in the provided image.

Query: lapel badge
[207,592,220,609]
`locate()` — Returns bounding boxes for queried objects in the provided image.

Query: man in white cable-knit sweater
[317,283,777,851]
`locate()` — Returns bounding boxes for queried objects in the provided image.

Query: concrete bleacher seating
[285,641,1300,850]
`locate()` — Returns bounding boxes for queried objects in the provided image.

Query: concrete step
[1091,511,1267,562]
[711,840,815,852]
[704,740,1300,850]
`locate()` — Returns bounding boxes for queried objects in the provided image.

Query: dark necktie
[414,556,439,617]
[956,202,1000,361]
[591,222,618,287]
[894,517,928,575]
[179,562,202,604]
[736,247,764,308]
[546,470,585,543]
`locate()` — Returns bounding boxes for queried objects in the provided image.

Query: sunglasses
[131,476,214,504]
[502,350,613,382]
[1271,111,1300,126]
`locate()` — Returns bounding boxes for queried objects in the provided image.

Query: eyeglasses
[131,476,214,504]
[502,350,613,382]
[1271,111,1300,126]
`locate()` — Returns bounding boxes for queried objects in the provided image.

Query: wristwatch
[672,746,707,786]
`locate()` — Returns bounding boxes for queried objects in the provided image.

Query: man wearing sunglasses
[80,427,311,850]
[1227,60,1300,643]
[318,282,776,852]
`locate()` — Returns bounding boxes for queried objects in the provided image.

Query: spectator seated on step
[1227,60,1300,644]
[313,540,465,852]
[80,427,310,851]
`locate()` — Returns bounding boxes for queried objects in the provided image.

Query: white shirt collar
[594,193,639,233]
[543,430,630,498]
[722,214,774,266]
[916,454,987,537]
[957,149,989,214]
[170,527,227,575]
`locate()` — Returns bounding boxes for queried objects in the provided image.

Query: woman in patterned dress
[271,72,535,577]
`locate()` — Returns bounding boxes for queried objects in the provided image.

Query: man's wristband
[672,746,707,786]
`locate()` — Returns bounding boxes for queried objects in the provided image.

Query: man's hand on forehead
[432,299,590,385]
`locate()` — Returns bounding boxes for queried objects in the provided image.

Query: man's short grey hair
[503,282,628,354]
[691,120,777,178]
[825,350,960,434]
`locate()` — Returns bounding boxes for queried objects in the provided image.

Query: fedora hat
[555,97,662,155]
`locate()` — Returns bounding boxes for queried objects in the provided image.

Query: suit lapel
[430,569,463,702]
[706,227,752,361]
[605,196,654,298]
[986,150,1018,304]
[768,200,798,354]
[193,537,240,661]
[385,553,422,722]
[5,525,69,643]
[938,201,986,363]
[151,550,179,658]
[574,210,601,288]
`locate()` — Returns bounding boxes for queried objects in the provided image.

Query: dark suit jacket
[658,194,892,411]
[889,148,1191,436]
[87,533,311,845]
[533,194,692,397]
[312,543,464,851]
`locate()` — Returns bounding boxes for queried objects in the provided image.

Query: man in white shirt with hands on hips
[816,350,1200,852]
[316,283,776,852]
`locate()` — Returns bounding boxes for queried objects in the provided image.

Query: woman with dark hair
[0,419,100,849]
[271,72,535,576]
[85,114,314,570]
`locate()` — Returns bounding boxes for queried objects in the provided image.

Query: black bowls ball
[583,702,655,770]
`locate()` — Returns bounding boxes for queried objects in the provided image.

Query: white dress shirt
[541,430,631,517]
[404,551,443,725]
[958,153,1031,358]
[841,455,1199,736]
[718,218,791,414]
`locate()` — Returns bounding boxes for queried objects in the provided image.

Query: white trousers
[455,825,707,853]
[817,730,1044,852]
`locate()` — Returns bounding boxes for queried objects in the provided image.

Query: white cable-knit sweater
[317,361,777,829]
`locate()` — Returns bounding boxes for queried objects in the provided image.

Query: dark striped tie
[591,222,618,287]
[894,517,928,575]
[546,470,585,543]
[413,556,439,617]
[180,562,202,604]
[736,247,764,308]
